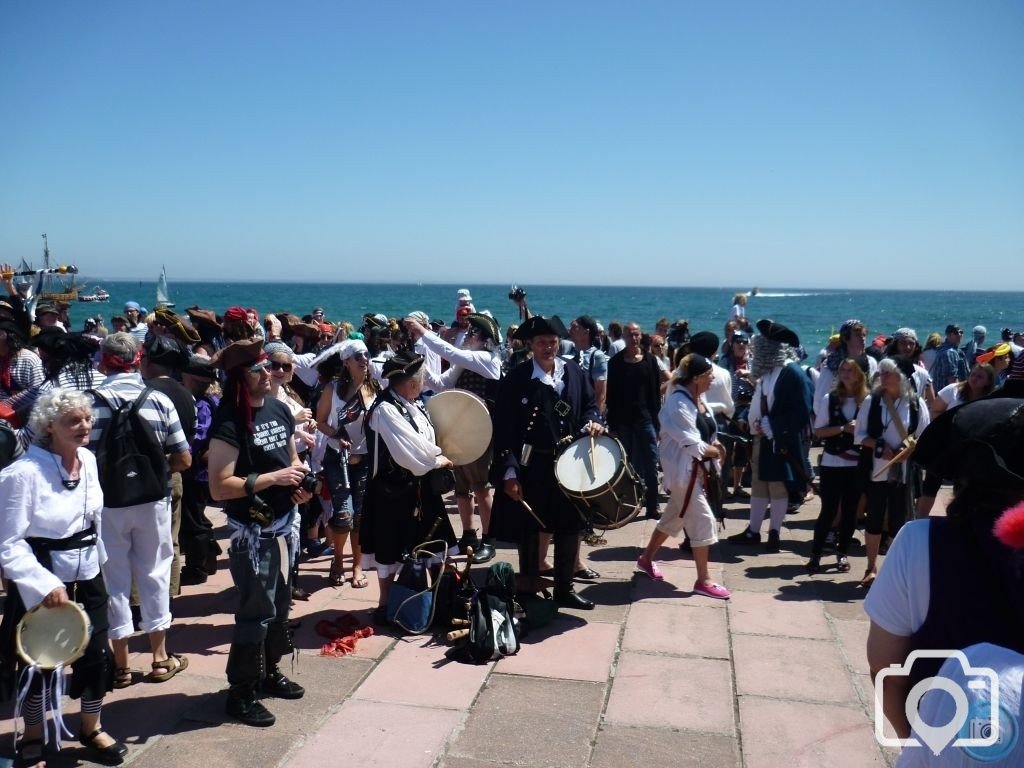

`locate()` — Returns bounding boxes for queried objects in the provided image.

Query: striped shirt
[0,348,44,399]
[87,372,190,457]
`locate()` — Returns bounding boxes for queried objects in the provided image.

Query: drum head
[16,602,92,670]
[555,435,622,493]
[425,389,493,466]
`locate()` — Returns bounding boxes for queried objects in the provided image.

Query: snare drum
[16,601,92,670]
[554,435,644,529]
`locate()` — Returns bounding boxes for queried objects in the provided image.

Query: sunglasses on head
[270,361,293,372]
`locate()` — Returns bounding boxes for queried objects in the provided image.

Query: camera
[667,320,690,349]
[249,495,275,527]
[508,285,527,302]
[298,471,322,495]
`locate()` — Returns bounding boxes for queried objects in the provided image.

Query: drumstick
[446,628,470,642]
[588,435,596,480]
[519,499,545,527]
[451,618,470,627]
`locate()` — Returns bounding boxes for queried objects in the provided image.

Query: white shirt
[813,395,861,468]
[531,357,566,397]
[0,445,105,610]
[863,518,931,635]
[937,382,966,410]
[418,330,502,391]
[854,393,930,483]
[705,362,735,418]
[367,393,444,477]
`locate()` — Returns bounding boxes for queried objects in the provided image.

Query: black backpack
[91,387,168,508]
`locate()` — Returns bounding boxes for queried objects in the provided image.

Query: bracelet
[244,472,259,497]
[874,443,885,459]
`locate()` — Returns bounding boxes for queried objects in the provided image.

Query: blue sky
[1,1,1021,289]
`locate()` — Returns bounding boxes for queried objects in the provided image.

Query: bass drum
[554,435,644,530]
[425,389,493,466]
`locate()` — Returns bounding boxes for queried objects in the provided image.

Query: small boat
[156,265,175,308]
[78,287,110,303]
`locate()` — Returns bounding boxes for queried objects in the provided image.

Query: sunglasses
[734,339,749,345]
[270,361,293,372]
[348,352,369,361]
[247,361,271,374]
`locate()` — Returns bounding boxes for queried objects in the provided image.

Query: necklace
[50,449,80,490]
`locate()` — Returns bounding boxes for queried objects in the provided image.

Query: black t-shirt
[210,397,296,523]
[148,377,197,443]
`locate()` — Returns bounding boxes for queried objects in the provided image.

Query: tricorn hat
[914,397,1024,492]
[755,318,799,347]
[143,334,189,370]
[466,313,499,343]
[513,315,568,341]
[211,338,265,371]
[689,331,720,359]
[182,354,218,380]
[186,306,221,332]
[381,350,425,382]
[154,309,201,344]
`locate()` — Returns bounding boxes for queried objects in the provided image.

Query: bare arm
[207,438,307,501]
[168,450,192,473]
[867,622,915,740]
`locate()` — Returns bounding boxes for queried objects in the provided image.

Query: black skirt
[360,476,456,565]
[0,572,114,702]
[490,453,587,542]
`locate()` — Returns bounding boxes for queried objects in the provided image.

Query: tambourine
[16,601,92,670]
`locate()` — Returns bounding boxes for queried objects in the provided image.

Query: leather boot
[515,533,541,594]
[552,533,594,610]
[471,534,496,565]
[262,622,304,699]
[225,643,275,727]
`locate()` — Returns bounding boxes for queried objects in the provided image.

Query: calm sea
[67,280,1023,351]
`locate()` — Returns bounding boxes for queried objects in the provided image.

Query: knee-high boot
[553,532,594,610]
[262,621,304,700]
[225,642,275,727]
[516,532,540,593]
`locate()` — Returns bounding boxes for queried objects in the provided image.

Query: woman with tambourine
[0,388,127,766]
[636,354,731,600]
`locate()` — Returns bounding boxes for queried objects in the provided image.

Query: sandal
[859,570,877,588]
[351,572,368,588]
[113,667,133,689]
[148,653,188,683]
[329,560,345,587]
[836,555,851,573]
[79,727,128,765]
[16,737,45,768]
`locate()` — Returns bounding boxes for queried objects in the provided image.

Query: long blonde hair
[834,358,868,405]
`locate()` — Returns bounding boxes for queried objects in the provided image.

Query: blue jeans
[617,420,660,516]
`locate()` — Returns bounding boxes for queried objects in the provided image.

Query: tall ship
[34,234,81,303]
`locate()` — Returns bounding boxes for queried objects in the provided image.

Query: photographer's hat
[513,315,568,341]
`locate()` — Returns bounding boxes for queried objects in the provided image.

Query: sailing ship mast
[38,233,79,302]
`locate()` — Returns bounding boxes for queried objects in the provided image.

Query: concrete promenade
[3,487,948,767]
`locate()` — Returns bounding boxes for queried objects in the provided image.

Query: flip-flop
[351,573,369,588]
[148,653,188,683]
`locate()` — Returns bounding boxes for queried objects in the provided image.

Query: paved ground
[2,483,952,768]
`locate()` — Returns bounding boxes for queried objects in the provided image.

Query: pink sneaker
[693,580,731,600]
[636,555,664,580]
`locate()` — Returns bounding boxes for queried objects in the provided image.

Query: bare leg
[148,629,169,666]
[330,528,350,578]
[641,529,670,563]
[538,532,553,571]
[456,495,475,537]
[111,637,130,671]
[351,532,365,585]
[474,487,493,535]
[864,532,881,580]
[692,545,712,585]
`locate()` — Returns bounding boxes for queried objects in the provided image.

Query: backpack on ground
[91,387,168,508]
[462,562,521,663]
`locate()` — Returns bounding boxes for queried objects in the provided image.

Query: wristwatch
[874,442,885,459]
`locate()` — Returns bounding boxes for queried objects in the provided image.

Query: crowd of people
[2,274,1024,765]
